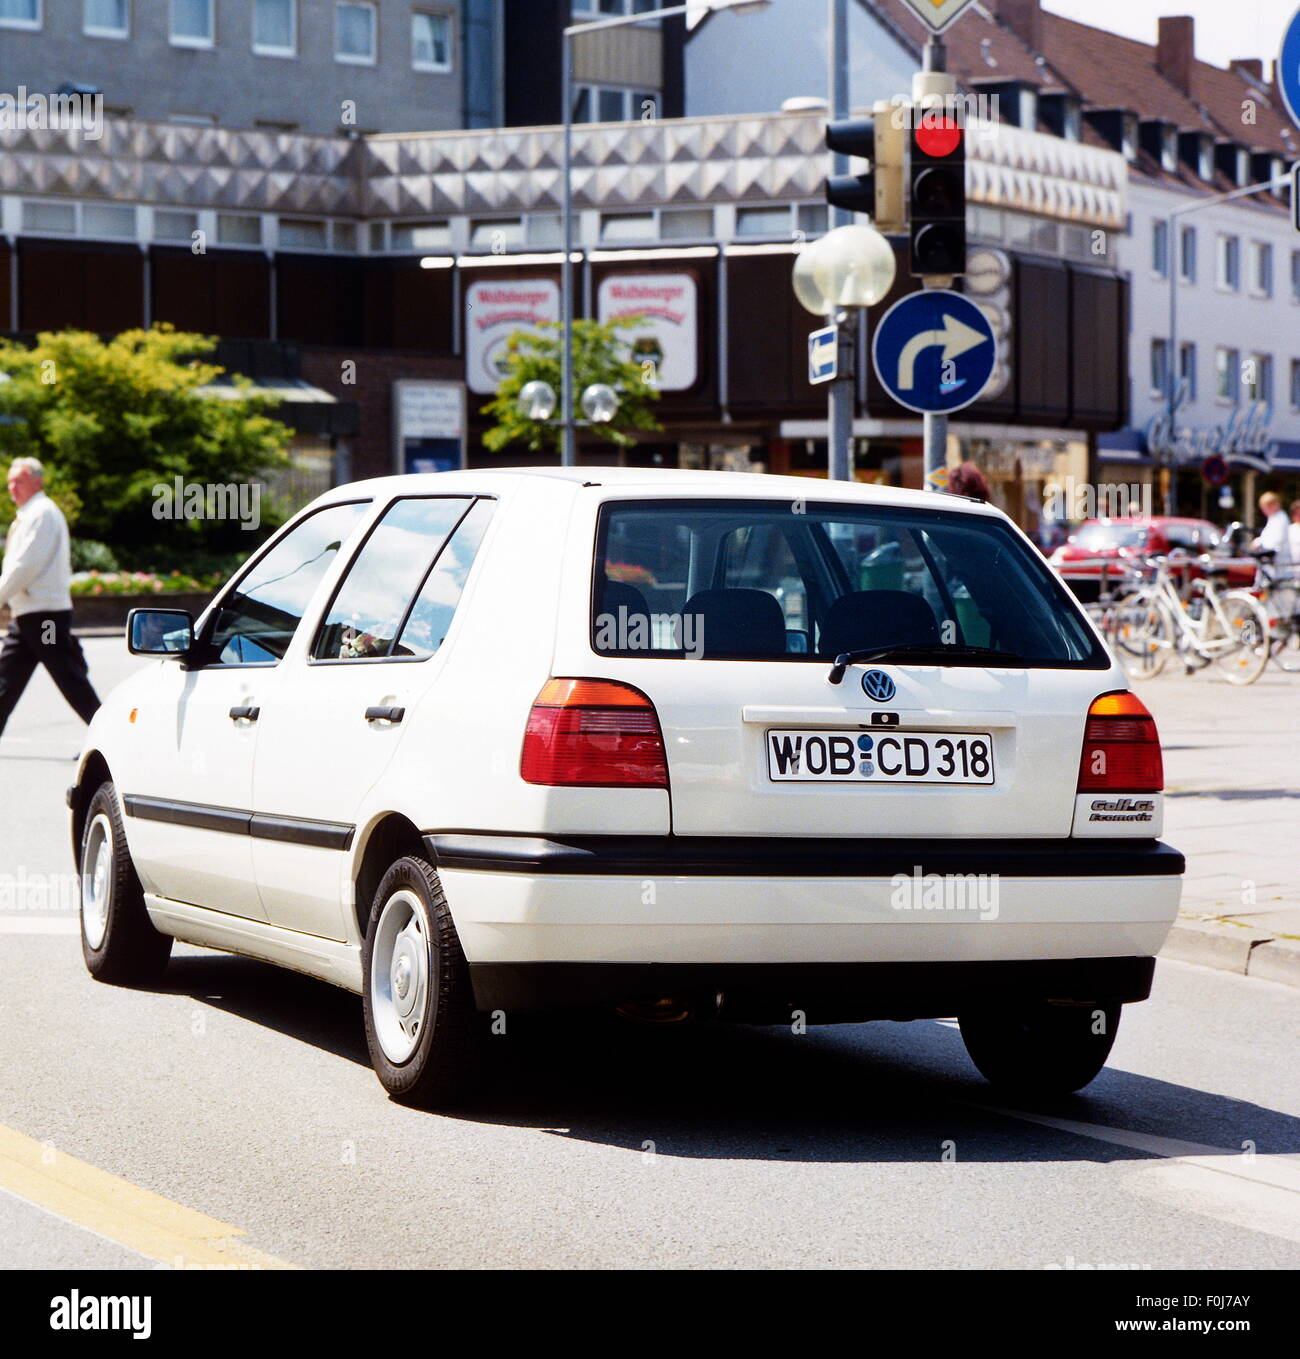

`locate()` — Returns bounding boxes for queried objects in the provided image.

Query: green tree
[480,316,662,455]
[0,326,290,568]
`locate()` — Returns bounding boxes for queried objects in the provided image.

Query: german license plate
[766,729,995,784]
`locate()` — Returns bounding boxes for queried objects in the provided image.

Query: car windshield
[1071,523,1149,551]
[592,498,1105,667]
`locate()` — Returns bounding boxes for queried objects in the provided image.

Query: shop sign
[1144,402,1277,466]
[465,279,560,395]
[597,274,698,392]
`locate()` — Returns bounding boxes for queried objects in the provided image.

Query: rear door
[578,495,1114,839]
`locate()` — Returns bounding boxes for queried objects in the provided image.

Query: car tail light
[521,678,668,788]
[1077,691,1163,793]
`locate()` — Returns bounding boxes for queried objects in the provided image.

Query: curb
[1160,915,1300,988]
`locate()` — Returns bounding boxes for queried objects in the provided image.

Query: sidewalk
[1142,667,1300,988]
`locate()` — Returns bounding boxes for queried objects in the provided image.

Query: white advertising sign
[398,381,463,439]
[597,273,698,392]
[465,277,560,395]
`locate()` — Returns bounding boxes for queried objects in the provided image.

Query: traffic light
[825,109,905,231]
[908,110,966,277]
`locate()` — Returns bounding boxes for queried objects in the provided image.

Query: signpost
[871,289,997,415]
[808,325,838,385]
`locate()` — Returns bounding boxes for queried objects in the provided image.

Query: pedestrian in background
[1251,491,1292,567]
[946,462,990,502]
[0,458,101,738]
[1288,501,1300,566]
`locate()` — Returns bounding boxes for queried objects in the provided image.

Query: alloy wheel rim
[370,889,431,1064]
[81,814,113,950]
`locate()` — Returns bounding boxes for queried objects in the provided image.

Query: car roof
[317,466,1005,517]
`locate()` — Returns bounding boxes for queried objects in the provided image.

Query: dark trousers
[0,611,101,737]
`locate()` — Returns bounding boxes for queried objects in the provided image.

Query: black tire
[958,1002,1121,1096]
[361,854,483,1108]
[79,782,172,986]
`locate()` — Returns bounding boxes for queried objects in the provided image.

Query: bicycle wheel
[1212,594,1271,685]
[1271,620,1300,673]
[1112,592,1171,680]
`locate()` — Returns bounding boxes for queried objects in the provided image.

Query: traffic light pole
[828,0,853,481]
[918,35,950,493]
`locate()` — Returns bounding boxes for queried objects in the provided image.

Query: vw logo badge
[861,669,896,703]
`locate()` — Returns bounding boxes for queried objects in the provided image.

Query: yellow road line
[0,1124,295,1270]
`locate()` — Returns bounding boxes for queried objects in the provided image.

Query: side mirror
[126,608,194,658]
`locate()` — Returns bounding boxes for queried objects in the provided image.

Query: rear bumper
[426,834,1183,1008]
[427,833,1184,879]
[467,956,1157,1019]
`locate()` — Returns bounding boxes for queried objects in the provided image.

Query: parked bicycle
[1108,552,1271,685]
[1249,548,1300,674]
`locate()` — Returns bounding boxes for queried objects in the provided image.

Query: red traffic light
[914,117,962,159]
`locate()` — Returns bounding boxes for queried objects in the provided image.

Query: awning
[195,377,359,438]
[1270,440,1300,471]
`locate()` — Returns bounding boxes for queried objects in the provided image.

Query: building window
[661,207,714,240]
[600,212,655,243]
[1178,342,1197,404]
[390,220,451,251]
[1216,347,1240,402]
[572,86,655,123]
[1179,225,1196,283]
[468,218,523,251]
[84,0,127,38]
[82,203,135,238]
[1150,338,1169,397]
[336,1,376,65]
[1161,126,1178,173]
[21,200,75,233]
[1251,242,1273,297]
[279,218,328,250]
[1152,220,1169,277]
[797,204,829,236]
[736,205,792,238]
[154,209,199,242]
[1217,235,1240,291]
[253,0,295,56]
[216,213,263,246]
[1291,360,1300,411]
[1246,353,1273,405]
[0,0,40,30]
[170,0,213,47]
[332,221,358,252]
[412,11,451,71]
[1292,250,1300,301]
[255,118,299,134]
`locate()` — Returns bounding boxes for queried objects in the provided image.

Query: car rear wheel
[362,854,482,1108]
[958,1002,1121,1095]
[79,782,172,985]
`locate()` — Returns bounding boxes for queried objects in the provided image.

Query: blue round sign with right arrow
[871,289,997,415]
[1279,5,1300,130]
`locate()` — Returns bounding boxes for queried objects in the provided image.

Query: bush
[70,539,119,573]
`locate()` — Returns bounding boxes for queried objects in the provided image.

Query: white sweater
[0,491,74,617]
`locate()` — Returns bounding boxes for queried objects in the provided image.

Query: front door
[252,495,495,939]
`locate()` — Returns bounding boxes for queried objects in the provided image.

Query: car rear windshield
[592,498,1106,667]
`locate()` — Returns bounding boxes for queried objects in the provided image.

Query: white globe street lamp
[517,380,558,423]
[580,383,619,425]
[792,223,897,316]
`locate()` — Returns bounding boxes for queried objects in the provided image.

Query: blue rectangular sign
[809,325,837,385]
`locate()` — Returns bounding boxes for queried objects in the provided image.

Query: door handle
[365,705,405,724]
[228,704,260,722]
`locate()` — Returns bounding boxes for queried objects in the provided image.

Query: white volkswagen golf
[70,468,1183,1107]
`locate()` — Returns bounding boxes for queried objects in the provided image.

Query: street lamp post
[1163,170,1292,514]
[560,0,771,466]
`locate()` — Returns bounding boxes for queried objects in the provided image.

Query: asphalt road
[1,638,1297,1270]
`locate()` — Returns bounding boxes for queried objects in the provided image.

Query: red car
[1050,517,1257,601]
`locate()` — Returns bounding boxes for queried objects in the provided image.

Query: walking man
[0,458,101,738]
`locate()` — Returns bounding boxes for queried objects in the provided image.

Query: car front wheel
[79,782,172,986]
[362,854,482,1108]
[958,1002,1121,1095]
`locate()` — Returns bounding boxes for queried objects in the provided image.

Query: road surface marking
[0,917,80,935]
[972,1102,1300,1243]
[0,1124,295,1270]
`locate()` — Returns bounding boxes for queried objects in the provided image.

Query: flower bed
[70,569,224,597]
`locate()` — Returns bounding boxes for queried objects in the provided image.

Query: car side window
[206,501,370,665]
[394,499,495,658]
[313,498,473,661]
